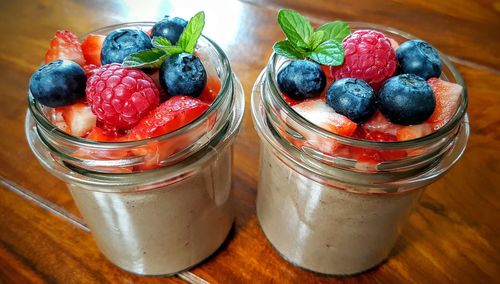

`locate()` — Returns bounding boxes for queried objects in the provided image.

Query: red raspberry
[330,30,397,90]
[86,64,160,130]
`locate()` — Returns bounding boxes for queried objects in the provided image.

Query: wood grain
[0,0,499,283]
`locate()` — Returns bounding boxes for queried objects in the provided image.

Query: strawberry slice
[360,111,401,136]
[81,34,105,66]
[82,64,98,77]
[292,100,357,136]
[286,100,356,154]
[54,102,97,137]
[45,30,86,66]
[129,96,210,140]
[128,96,210,170]
[198,76,221,104]
[426,78,463,131]
[396,124,433,141]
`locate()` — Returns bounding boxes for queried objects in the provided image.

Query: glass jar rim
[266,21,468,150]
[27,22,233,151]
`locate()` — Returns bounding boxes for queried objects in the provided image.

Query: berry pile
[29,12,220,170]
[274,10,463,166]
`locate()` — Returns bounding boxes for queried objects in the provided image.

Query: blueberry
[101,29,153,64]
[277,60,326,100]
[378,74,435,125]
[29,59,86,107]
[397,40,442,80]
[151,16,188,44]
[159,52,207,97]
[326,78,375,123]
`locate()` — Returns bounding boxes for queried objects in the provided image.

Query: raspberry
[330,30,397,90]
[86,64,160,130]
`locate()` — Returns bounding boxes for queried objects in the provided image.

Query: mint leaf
[317,21,350,42]
[152,37,173,48]
[178,11,205,54]
[309,30,325,50]
[273,40,304,59]
[277,9,313,50]
[308,40,344,66]
[123,49,168,68]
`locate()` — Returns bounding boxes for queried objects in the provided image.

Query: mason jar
[251,23,469,275]
[25,23,245,276]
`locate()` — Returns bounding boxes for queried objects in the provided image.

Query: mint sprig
[273,9,351,66]
[123,11,205,68]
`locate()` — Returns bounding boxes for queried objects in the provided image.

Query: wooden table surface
[0,0,499,283]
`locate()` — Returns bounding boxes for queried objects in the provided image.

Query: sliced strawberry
[129,96,209,140]
[360,111,401,136]
[198,76,221,104]
[86,126,123,142]
[45,30,85,66]
[81,34,105,66]
[426,78,463,131]
[396,123,433,141]
[286,100,357,154]
[83,64,98,77]
[54,102,96,137]
[293,100,357,136]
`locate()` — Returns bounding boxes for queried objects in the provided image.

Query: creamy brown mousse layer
[69,149,234,275]
[257,146,423,275]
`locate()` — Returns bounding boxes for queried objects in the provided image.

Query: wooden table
[1,0,499,283]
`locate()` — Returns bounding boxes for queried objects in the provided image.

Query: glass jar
[25,23,245,276]
[251,23,469,275]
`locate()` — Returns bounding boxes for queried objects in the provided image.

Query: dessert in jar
[26,12,245,275]
[251,9,469,275]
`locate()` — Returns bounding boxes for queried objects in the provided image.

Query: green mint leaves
[273,9,351,66]
[123,11,205,68]
[177,11,205,53]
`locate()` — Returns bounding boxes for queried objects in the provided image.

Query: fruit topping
[82,64,98,77]
[396,123,433,141]
[292,100,357,136]
[326,78,375,123]
[396,40,442,80]
[426,78,462,130]
[330,30,397,90]
[45,30,86,66]
[86,64,160,130]
[101,29,153,64]
[378,74,435,125]
[151,16,188,44]
[159,52,207,97]
[128,96,209,140]
[55,102,97,137]
[81,34,105,66]
[29,59,86,107]
[277,60,326,100]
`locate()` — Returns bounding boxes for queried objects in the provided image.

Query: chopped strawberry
[360,111,401,136]
[86,126,123,142]
[45,30,85,66]
[198,76,221,104]
[287,100,357,154]
[82,64,98,77]
[81,34,105,66]
[129,96,210,140]
[293,100,357,136]
[281,93,303,106]
[396,123,433,141]
[354,127,397,142]
[54,102,96,137]
[426,78,463,131]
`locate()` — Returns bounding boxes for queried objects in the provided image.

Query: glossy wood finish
[0,0,499,283]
